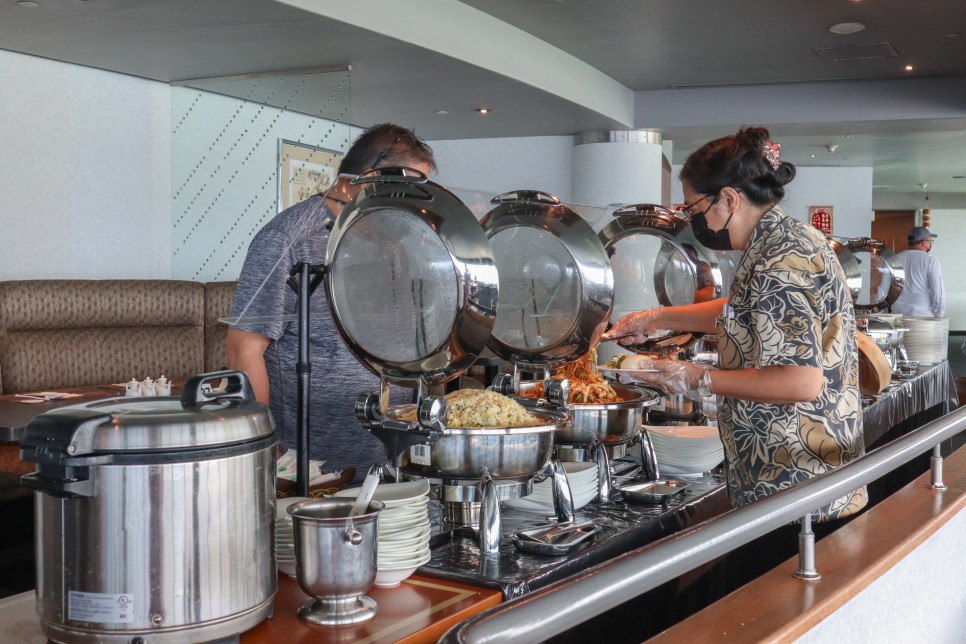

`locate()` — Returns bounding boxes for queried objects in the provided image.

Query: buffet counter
[0,574,502,644]
[861,360,958,448]
[422,473,727,599]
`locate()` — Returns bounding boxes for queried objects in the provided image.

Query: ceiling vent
[814,42,898,62]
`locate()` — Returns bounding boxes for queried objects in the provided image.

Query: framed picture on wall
[809,205,834,235]
[277,139,343,212]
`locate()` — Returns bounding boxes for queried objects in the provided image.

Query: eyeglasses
[679,193,718,218]
[366,133,405,172]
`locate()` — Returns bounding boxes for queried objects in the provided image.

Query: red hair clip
[763,140,781,170]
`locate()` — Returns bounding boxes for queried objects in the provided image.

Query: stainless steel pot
[386,406,566,480]
[20,371,276,644]
[518,382,660,445]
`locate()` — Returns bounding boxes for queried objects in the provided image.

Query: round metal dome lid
[825,237,862,304]
[480,190,614,368]
[325,170,498,384]
[597,204,729,358]
[841,237,904,311]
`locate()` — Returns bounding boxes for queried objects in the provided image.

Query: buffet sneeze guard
[325,172,574,555]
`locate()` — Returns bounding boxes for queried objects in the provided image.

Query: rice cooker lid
[20,372,273,458]
[480,190,614,368]
[596,204,727,357]
[323,169,499,384]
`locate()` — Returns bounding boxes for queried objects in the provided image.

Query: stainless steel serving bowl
[386,405,567,480]
[517,382,660,445]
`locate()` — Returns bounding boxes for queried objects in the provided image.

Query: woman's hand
[602,308,663,345]
[625,356,710,401]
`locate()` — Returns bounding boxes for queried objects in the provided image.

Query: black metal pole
[295,262,312,497]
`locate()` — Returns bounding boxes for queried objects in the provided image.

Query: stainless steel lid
[325,169,498,385]
[597,204,732,358]
[826,237,862,303]
[841,237,904,311]
[20,372,273,458]
[480,190,613,369]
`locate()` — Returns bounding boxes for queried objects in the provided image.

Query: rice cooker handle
[180,370,256,406]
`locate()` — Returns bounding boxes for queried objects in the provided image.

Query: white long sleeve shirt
[891,249,945,318]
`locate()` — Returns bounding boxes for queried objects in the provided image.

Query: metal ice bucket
[288,498,385,626]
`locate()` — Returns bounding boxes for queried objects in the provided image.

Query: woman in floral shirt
[606,127,866,522]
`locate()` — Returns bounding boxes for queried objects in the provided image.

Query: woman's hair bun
[775,161,796,185]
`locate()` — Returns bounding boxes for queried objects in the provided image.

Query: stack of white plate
[901,317,948,364]
[275,496,308,577]
[503,462,599,513]
[645,425,724,476]
[335,479,432,587]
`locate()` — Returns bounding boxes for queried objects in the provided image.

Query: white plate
[277,560,297,577]
[275,496,309,519]
[334,479,430,508]
[380,523,431,544]
[596,366,661,375]
[380,513,430,534]
[646,425,719,440]
[379,502,429,522]
[657,461,720,477]
[378,544,431,564]
[375,552,432,587]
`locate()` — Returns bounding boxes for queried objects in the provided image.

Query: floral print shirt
[716,207,867,521]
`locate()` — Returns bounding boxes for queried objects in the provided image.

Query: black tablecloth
[861,360,958,448]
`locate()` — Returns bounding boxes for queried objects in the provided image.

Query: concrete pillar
[571,131,666,228]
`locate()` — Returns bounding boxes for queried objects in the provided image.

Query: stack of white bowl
[901,317,948,364]
[274,496,307,577]
[335,480,431,588]
[645,425,724,476]
[503,462,599,513]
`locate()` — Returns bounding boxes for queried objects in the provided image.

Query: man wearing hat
[891,226,945,318]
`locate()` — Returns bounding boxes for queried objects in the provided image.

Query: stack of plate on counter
[901,317,949,364]
[644,425,724,476]
[274,496,307,577]
[503,461,599,513]
[335,479,432,587]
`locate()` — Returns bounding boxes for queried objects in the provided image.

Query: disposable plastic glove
[624,356,711,401]
[602,308,663,345]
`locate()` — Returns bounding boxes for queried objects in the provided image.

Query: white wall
[0,50,172,280]
[429,135,574,207]
[670,165,874,239]
[796,506,966,644]
[929,208,966,330]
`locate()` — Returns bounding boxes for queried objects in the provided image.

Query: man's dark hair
[339,123,437,175]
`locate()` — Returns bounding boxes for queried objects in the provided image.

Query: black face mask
[691,211,734,251]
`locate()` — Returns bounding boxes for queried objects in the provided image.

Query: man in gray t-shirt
[891,226,945,319]
[227,124,437,484]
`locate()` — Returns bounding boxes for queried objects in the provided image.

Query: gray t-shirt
[231,195,402,481]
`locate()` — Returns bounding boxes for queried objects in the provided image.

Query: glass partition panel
[171,67,351,281]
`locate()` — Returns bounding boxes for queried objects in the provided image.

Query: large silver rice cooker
[20,371,276,644]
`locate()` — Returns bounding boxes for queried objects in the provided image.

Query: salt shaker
[141,377,156,397]
[125,378,142,397]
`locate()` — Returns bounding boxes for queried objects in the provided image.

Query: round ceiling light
[829,22,866,35]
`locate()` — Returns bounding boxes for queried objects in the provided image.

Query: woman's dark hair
[339,123,438,175]
[679,126,796,206]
